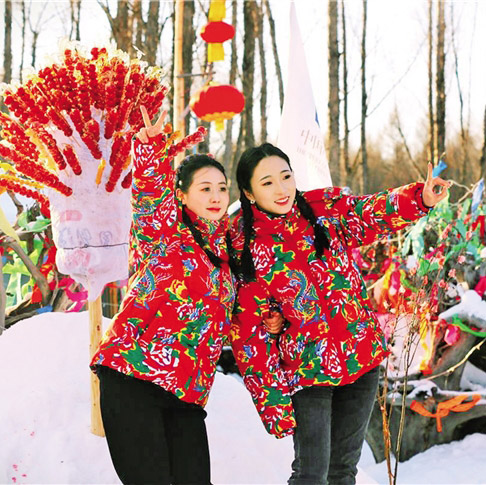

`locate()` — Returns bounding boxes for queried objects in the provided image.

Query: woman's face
[245,155,296,215]
[178,166,229,221]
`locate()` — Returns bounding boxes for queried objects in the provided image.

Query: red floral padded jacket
[91,135,235,408]
[230,183,429,438]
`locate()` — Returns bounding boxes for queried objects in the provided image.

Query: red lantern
[190,83,245,131]
[200,21,235,62]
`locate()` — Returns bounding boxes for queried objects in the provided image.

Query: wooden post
[89,295,105,436]
[173,0,185,167]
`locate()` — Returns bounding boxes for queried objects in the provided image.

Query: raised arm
[131,107,178,263]
[313,163,451,248]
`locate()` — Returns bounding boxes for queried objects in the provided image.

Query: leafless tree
[436,0,446,159]
[1,0,12,113]
[257,0,267,143]
[69,0,81,40]
[479,107,486,180]
[263,0,283,111]
[340,0,350,188]
[360,0,368,194]
[328,0,340,185]
[428,0,435,162]
[235,0,257,163]
[182,0,195,137]
[224,0,239,200]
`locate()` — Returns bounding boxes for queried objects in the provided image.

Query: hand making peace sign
[422,162,452,208]
[136,105,168,143]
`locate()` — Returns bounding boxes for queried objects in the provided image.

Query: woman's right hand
[263,311,285,334]
[136,105,167,143]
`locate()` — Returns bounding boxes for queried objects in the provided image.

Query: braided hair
[236,143,330,281]
[176,154,238,272]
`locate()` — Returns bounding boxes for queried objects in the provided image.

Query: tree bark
[1,0,12,113]
[480,107,486,180]
[340,0,349,188]
[328,0,340,185]
[257,0,267,143]
[436,0,446,159]
[182,0,195,138]
[69,0,81,41]
[263,0,283,111]
[133,0,144,53]
[428,0,435,163]
[225,0,239,202]
[97,0,132,54]
[19,0,26,83]
[145,0,162,65]
[360,0,368,194]
[450,3,468,185]
[241,0,256,150]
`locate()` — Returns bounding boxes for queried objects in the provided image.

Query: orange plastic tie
[410,394,481,432]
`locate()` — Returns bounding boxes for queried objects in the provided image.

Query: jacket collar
[185,207,229,236]
[251,202,299,236]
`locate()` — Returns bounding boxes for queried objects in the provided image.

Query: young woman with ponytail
[90,107,237,485]
[230,142,451,484]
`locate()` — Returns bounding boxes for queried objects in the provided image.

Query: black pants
[288,367,380,485]
[97,366,211,485]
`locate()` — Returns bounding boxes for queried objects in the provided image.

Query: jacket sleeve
[131,134,178,267]
[309,182,430,248]
[230,281,296,439]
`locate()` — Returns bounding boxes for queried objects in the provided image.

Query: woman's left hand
[422,162,452,208]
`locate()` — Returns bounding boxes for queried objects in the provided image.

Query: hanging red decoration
[200,21,235,62]
[190,83,245,131]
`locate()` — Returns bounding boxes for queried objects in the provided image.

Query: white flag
[277,3,332,190]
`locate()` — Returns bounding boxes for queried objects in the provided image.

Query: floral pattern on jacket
[230,183,429,436]
[91,135,235,408]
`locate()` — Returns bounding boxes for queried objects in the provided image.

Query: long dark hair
[176,154,237,272]
[236,143,330,281]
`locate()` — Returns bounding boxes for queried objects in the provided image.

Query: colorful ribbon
[410,394,481,432]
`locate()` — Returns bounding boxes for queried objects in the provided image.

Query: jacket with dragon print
[91,134,236,408]
[230,183,430,437]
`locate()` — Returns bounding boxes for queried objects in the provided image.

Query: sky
[1,311,486,484]
[1,0,485,150]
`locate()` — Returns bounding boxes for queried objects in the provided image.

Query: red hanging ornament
[190,83,244,131]
[200,21,235,62]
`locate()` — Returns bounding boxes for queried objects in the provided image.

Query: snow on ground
[1,312,485,484]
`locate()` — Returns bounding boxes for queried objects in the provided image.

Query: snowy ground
[1,312,485,485]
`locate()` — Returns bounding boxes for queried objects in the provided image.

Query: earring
[250,199,255,205]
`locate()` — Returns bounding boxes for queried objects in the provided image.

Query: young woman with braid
[90,107,244,485]
[230,142,451,485]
